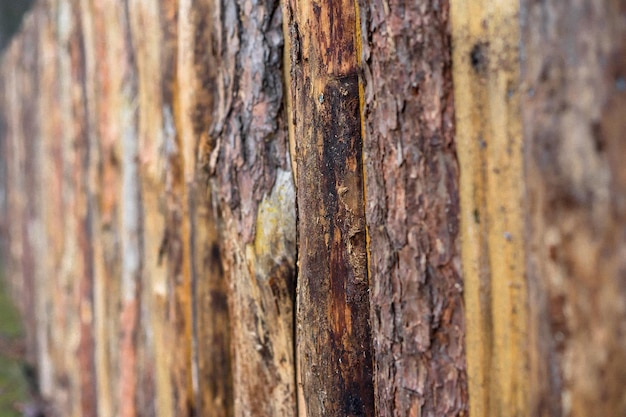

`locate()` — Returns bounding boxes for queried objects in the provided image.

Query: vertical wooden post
[357,0,469,415]
[70,3,98,415]
[521,1,626,415]
[209,0,297,415]
[285,1,375,416]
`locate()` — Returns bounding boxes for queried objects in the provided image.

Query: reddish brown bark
[359,1,468,416]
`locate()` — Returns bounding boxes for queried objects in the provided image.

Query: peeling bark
[209,0,296,416]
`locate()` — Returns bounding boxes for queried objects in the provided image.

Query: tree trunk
[284,1,374,416]
[359,1,468,415]
[1,1,626,417]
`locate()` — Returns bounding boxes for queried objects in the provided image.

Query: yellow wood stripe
[450,1,529,416]
[354,0,371,288]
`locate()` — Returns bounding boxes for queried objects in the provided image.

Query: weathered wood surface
[450,1,626,417]
[1,1,626,417]
[209,0,297,415]
[450,1,528,416]
[284,1,375,416]
[0,1,235,416]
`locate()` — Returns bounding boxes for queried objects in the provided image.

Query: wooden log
[358,0,469,415]
[89,1,123,415]
[450,1,529,416]
[163,1,197,415]
[284,0,375,415]
[126,1,162,415]
[521,1,626,415]
[56,1,86,414]
[174,1,234,415]
[32,5,55,401]
[68,3,98,415]
[209,0,297,415]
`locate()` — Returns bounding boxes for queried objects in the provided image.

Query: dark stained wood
[190,184,234,417]
[285,0,375,415]
[181,1,234,416]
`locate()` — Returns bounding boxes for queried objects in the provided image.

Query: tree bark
[1,1,626,417]
[360,1,468,415]
[209,1,297,416]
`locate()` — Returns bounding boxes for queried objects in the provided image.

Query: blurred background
[1,1,36,416]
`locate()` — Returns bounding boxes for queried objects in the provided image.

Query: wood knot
[470,42,489,74]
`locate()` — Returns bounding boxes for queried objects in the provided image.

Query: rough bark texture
[521,1,626,416]
[284,1,375,416]
[209,0,297,415]
[2,1,626,417]
[358,1,468,415]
